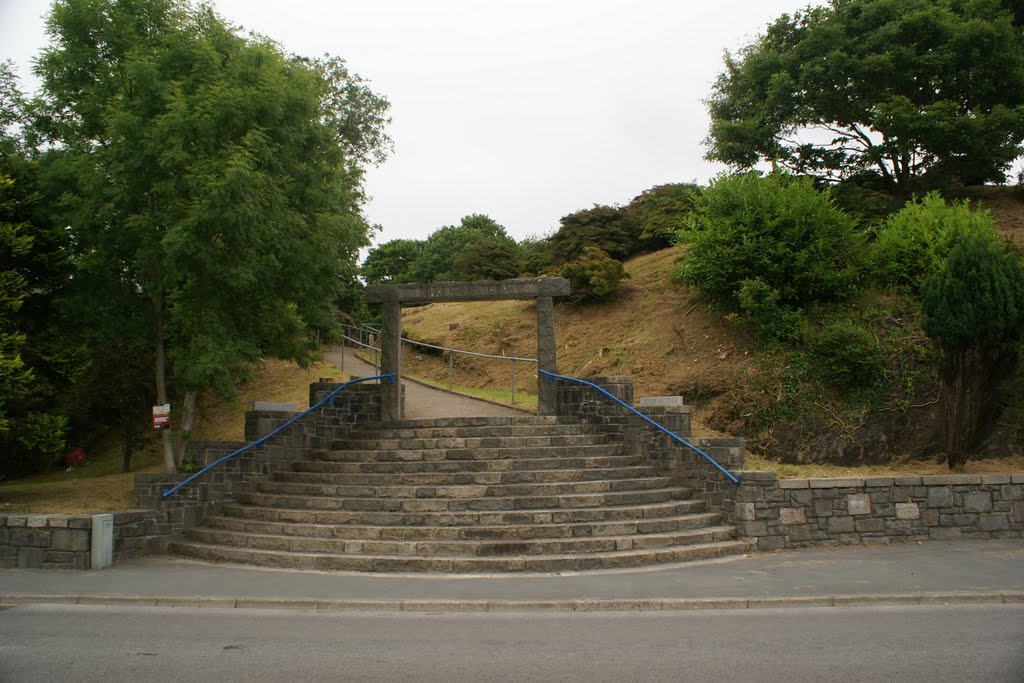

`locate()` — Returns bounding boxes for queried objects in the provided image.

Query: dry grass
[0,357,345,514]
[744,452,1024,479]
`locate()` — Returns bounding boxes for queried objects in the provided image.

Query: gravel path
[323,346,529,420]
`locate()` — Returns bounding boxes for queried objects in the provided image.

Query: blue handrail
[162,373,396,499]
[540,370,741,486]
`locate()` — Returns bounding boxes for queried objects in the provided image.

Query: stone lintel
[366,278,571,304]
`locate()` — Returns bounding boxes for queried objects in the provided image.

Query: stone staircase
[170,415,746,572]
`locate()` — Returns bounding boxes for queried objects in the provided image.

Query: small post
[511,358,516,404]
[448,352,454,390]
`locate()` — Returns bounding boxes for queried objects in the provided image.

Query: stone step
[203,511,724,541]
[272,465,661,486]
[254,476,675,500]
[370,416,570,429]
[168,539,749,573]
[314,444,624,463]
[184,525,737,557]
[236,487,689,512]
[344,424,606,439]
[330,434,612,451]
[218,499,708,527]
[292,455,644,474]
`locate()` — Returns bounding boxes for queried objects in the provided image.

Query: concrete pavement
[1,540,1021,612]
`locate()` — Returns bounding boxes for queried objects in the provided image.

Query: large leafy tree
[548,205,637,265]
[408,214,513,282]
[33,0,390,471]
[706,0,1024,194]
[361,238,423,285]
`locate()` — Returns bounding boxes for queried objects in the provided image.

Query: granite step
[202,511,724,541]
[313,444,624,463]
[184,526,737,556]
[168,539,749,573]
[330,434,612,451]
[344,423,607,439]
[254,477,675,499]
[236,488,690,512]
[292,455,644,474]
[272,465,661,486]
[217,499,708,527]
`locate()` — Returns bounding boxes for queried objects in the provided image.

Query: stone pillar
[380,301,402,421]
[536,296,557,416]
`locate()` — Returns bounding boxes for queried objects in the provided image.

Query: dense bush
[559,246,630,301]
[624,183,700,250]
[548,205,637,264]
[922,231,1024,467]
[736,278,804,344]
[810,320,886,392]
[870,193,996,290]
[675,172,861,308]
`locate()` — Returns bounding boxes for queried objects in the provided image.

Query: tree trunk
[939,345,1008,470]
[121,421,134,474]
[174,391,198,466]
[153,290,176,473]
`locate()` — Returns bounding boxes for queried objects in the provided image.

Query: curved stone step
[371,416,569,429]
[202,511,723,541]
[218,499,708,527]
[345,424,607,439]
[184,526,736,556]
[315,444,624,463]
[254,476,675,500]
[272,465,661,487]
[168,539,749,573]
[236,487,689,512]
[293,455,643,474]
[330,434,611,451]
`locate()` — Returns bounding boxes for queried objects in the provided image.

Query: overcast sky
[1,0,820,245]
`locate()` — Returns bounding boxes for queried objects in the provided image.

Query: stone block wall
[0,510,181,569]
[733,472,1024,551]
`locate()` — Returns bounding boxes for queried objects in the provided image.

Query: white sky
[0,0,820,244]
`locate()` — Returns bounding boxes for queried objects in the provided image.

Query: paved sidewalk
[2,540,1021,612]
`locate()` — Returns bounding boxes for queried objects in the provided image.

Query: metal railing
[340,323,536,404]
[540,370,741,486]
[161,373,396,499]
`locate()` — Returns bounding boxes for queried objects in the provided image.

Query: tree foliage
[548,205,637,265]
[407,214,513,282]
[454,239,522,281]
[871,193,996,289]
[33,0,390,470]
[361,238,422,285]
[675,172,860,309]
[624,183,700,250]
[706,0,1024,194]
[921,231,1024,468]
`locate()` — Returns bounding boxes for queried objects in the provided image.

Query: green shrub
[675,172,860,308]
[810,320,885,392]
[548,206,637,264]
[559,246,630,301]
[737,278,804,344]
[870,193,996,290]
[454,239,522,280]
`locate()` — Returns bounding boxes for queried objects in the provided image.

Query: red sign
[152,404,171,430]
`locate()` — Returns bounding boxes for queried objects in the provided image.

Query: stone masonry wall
[1,510,175,569]
[733,472,1024,551]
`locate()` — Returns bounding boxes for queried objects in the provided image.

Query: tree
[0,63,82,478]
[624,183,700,250]
[548,205,637,265]
[34,0,390,471]
[361,239,423,284]
[454,238,523,281]
[921,231,1024,469]
[706,0,1024,194]
[408,214,513,282]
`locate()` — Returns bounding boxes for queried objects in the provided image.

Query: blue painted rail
[540,370,741,486]
[162,373,396,499]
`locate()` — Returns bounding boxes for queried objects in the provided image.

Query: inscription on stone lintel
[366,278,571,304]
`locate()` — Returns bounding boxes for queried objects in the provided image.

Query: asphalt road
[2,604,1022,682]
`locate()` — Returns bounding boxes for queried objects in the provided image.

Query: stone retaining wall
[733,471,1024,550]
[1,510,175,569]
